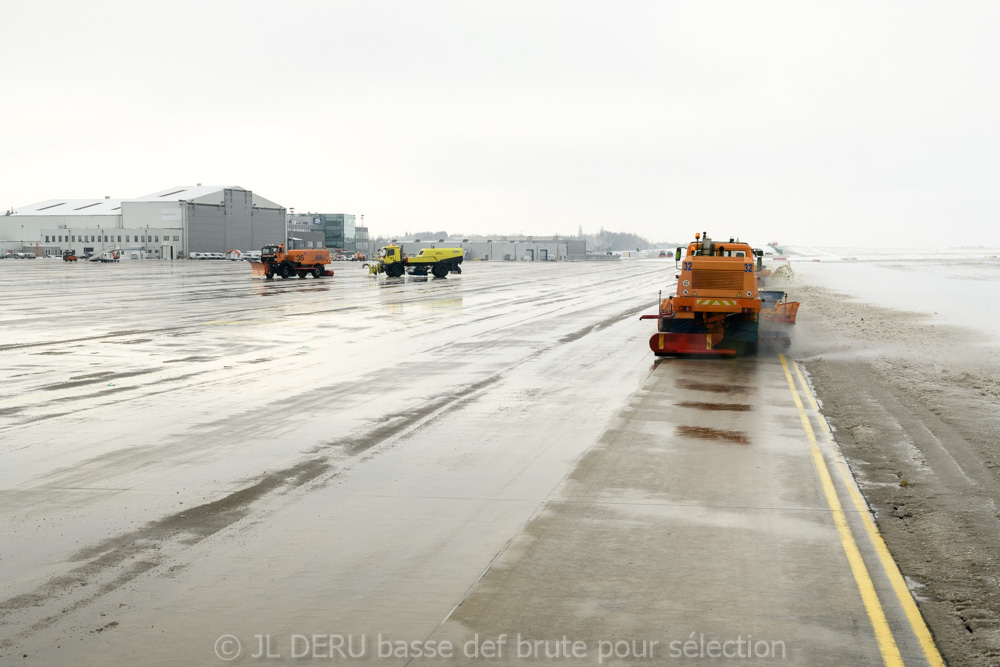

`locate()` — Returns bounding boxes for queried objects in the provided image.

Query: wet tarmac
[0,259,943,664]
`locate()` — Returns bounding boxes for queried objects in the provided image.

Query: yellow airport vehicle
[367,244,463,278]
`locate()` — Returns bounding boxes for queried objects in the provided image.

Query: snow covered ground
[779,245,1000,262]
[773,250,1000,344]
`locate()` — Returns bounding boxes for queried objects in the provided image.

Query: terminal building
[0,186,285,259]
[287,213,357,254]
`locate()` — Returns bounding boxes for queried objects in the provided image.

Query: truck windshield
[262,246,277,255]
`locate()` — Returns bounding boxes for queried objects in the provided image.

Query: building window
[58,236,62,242]
[173,236,179,241]
[45,236,50,242]
[71,236,75,242]
[155,235,159,242]
[126,236,130,242]
[118,236,122,242]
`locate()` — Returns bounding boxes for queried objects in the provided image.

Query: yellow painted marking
[779,354,903,667]
[792,361,945,667]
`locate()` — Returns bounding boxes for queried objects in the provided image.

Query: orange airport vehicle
[62,250,78,262]
[760,290,800,324]
[640,232,766,356]
[251,244,333,279]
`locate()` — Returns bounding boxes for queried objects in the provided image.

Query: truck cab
[261,244,285,262]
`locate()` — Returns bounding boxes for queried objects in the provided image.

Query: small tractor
[640,232,798,356]
[62,250,78,262]
[367,244,463,278]
[760,290,800,324]
[252,244,333,279]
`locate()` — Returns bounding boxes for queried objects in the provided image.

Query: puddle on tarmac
[680,380,754,395]
[677,425,750,445]
[676,401,752,412]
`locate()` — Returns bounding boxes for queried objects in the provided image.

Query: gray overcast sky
[2,1,998,247]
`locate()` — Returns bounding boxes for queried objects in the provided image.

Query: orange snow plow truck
[251,244,333,279]
[640,232,796,356]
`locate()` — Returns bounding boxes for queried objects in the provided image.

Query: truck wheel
[279,263,291,279]
[265,272,274,280]
[432,264,448,278]
[388,264,404,278]
[313,264,324,278]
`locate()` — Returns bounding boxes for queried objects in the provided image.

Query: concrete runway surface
[0,260,943,665]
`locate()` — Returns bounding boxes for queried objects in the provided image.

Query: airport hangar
[0,186,285,259]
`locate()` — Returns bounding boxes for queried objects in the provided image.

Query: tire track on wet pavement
[0,260,670,652]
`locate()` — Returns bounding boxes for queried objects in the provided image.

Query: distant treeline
[587,230,651,252]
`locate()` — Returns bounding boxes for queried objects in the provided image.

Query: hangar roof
[13,199,122,216]
[14,186,283,214]
[128,186,281,209]
[128,185,240,203]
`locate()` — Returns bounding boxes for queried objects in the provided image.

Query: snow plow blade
[765,301,799,324]
[250,262,266,276]
[649,332,736,356]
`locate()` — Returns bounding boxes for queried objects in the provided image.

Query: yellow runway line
[791,360,945,667]
[779,354,903,666]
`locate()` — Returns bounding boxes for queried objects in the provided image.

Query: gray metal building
[1,186,285,259]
